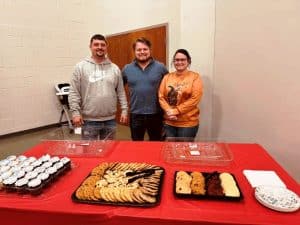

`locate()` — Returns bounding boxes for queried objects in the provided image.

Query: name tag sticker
[74,127,82,135]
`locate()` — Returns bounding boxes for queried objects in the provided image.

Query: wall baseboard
[0,122,70,139]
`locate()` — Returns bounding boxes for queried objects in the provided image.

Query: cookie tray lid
[163,138,233,166]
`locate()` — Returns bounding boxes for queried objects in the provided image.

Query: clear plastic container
[41,125,116,157]
[163,137,233,166]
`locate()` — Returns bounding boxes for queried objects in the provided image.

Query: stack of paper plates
[255,186,300,212]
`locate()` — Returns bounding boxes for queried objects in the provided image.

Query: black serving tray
[72,165,165,207]
[174,171,243,201]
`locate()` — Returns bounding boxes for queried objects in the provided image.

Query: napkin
[243,170,286,188]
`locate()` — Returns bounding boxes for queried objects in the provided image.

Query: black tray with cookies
[72,162,165,207]
[174,171,243,201]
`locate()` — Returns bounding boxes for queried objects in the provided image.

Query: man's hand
[119,113,128,124]
[72,115,84,127]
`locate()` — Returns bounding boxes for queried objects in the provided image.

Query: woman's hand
[167,115,178,120]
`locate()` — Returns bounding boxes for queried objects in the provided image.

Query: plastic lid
[163,139,233,166]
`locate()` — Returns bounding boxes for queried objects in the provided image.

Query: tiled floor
[0,124,131,159]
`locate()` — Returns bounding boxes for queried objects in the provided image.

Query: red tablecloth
[0,141,299,225]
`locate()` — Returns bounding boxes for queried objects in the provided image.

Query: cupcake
[13,170,25,179]
[50,156,60,164]
[6,155,17,161]
[27,157,37,163]
[41,161,53,169]
[37,172,50,182]
[37,173,50,186]
[27,178,43,195]
[17,155,27,162]
[15,178,29,193]
[40,154,51,162]
[8,160,19,167]
[24,171,38,180]
[0,159,10,166]
[31,159,42,168]
[19,160,31,168]
[0,165,11,174]
[1,170,13,180]
[45,166,57,176]
[10,166,23,173]
[45,166,58,181]
[54,162,64,175]
[33,166,46,174]
[24,165,34,173]
[60,157,71,170]
[3,175,18,191]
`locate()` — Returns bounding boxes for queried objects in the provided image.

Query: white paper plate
[255,186,300,212]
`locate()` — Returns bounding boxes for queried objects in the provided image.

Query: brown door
[106,25,167,125]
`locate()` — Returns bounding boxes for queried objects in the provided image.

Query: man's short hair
[90,34,107,44]
[133,37,151,50]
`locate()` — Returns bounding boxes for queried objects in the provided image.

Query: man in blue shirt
[122,37,168,141]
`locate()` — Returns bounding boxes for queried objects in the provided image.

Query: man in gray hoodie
[68,34,128,140]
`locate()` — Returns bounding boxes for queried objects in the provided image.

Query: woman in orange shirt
[158,49,203,139]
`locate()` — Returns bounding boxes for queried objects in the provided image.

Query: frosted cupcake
[15,177,29,193]
[40,154,51,162]
[33,166,46,174]
[37,173,50,186]
[0,165,11,174]
[24,165,34,173]
[41,161,53,169]
[1,170,13,180]
[27,178,43,195]
[50,156,60,164]
[25,171,38,180]
[0,159,10,166]
[6,155,17,161]
[46,166,57,176]
[17,155,27,162]
[3,175,18,191]
[60,157,71,170]
[13,170,25,179]
[31,159,43,168]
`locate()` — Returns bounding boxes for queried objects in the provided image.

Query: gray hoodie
[68,57,128,121]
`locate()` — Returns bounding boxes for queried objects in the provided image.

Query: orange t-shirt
[158,70,203,127]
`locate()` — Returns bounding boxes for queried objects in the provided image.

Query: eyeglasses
[173,58,187,62]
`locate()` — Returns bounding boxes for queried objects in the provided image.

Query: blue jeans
[163,124,199,141]
[130,113,163,141]
[82,120,116,140]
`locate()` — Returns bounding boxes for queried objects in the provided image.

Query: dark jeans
[163,124,199,141]
[130,113,163,141]
[82,120,116,140]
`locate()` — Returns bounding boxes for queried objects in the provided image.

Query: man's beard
[96,51,105,57]
[136,56,151,63]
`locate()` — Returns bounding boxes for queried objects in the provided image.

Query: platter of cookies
[72,162,165,207]
[174,171,243,201]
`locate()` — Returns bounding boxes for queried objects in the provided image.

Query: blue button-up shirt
[122,59,168,114]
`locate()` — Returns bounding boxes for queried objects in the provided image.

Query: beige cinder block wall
[0,1,96,134]
[213,0,300,181]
